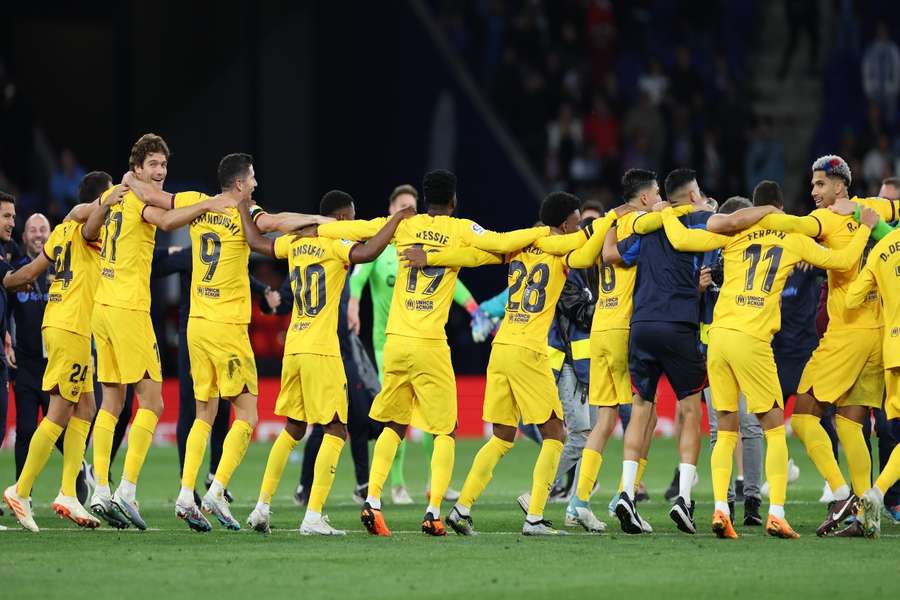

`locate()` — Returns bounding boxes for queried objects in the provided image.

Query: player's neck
[426,206,453,216]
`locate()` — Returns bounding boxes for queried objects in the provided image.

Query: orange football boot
[711,510,738,539]
[360,502,391,536]
[766,515,800,539]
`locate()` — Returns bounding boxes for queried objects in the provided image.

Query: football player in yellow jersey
[712,155,900,535]
[88,134,244,530]
[659,180,879,539]
[401,192,603,535]
[315,169,549,536]
[847,221,900,537]
[1,173,123,532]
[563,169,660,532]
[238,191,412,535]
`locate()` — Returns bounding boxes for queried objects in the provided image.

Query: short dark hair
[79,171,113,204]
[389,184,418,204]
[319,190,354,217]
[218,153,254,190]
[540,191,581,227]
[129,133,170,169]
[422,169,456,206]
[752,180,783,208]
[882,176,900,188]
[0,190,15,206]
[622,169,657,201]
[664,168,697,198]
[580,199,605,216]
[718,196,752,214]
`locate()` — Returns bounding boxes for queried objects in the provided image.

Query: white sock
[95,484,111,498]
[769,504,785,519]
[454,503,470,517]
[622,460,639,500]
[209,479,224,497]
[118,479,136,501]
[526,513,542,523]
[254,501,269,514]
[304,509,321,521]
[679,463,697,503]
[832,484,851,501]
[177,486,194,505]
[426,504,440,518]
[365,496,381,510]
[715,501,730,516]
[869,487,884,502]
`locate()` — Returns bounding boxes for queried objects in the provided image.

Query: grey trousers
[554,363,597,484]
[705,388,763,501]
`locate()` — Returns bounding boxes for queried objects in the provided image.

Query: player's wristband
[464,298,479,316]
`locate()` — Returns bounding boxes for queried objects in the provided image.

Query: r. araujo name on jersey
[173,192,265,325]
[42,221,101,338]
[493,244,568,354]
[274,234,356,357]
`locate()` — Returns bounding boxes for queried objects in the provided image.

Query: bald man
[9,214,62,478]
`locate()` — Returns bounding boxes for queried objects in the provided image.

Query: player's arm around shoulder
[402,245,504,269]
[143,192,236,232]
[845,249,880,310]
[255,209,328,234]
[459,218,550,254]
[791,207,877,271]
[317,216,389,241]
[758,211,823,238]
[237,198,277,258]
[567,211,617,268]
[660,207,729,252]
[706,204,779,234]
[348,207,414,264]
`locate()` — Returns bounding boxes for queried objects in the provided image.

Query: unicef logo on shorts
[891,327,900,338]
[735,295,747,306]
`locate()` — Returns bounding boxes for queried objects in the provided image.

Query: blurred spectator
[49,148,86,214]
[778,0,820,79]
[546,103,582,186]
[745,117,785,190]
[582,93,619,160]
[862,132,893,193]
[638,59,668,106]
[862,20,900,126]
[623,92,664,168]
[669,45,703,105]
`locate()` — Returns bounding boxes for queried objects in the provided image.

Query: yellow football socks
[711,430,738,506]
[428,435,455,511]
[61,417,91,497]
[875,445,900,495]
[368,428,402,502]
[181,419,212,489]
[576,449,603,502]
[308,434,345,513]
[764,426,788,507]
[792,413,847,492]
[122,409,159,485]
[92,409,118,488]
[214,419,253,487]
[459,436,514,509]
[17,419,63,497]
[835,415,871,496]
[527,439,563,517]
[259,429,299,504]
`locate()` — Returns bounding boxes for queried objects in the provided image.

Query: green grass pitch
[2,437,899,599]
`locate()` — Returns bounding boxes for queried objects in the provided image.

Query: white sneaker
[201,489,240,531]
[859,488,883,538]
[176,498,212,533]
[640,514,653,533]
[89,487,129,529]
[3,484,38,532]
[819,482,835,504]
[788,459,800,483]
[112,487,147,531]
[391,486,414,505]
[52,493,100,529]
[300,513,346,536]
[522,518,568,536]
[572,505,607,533]
[516,493,530,514]
[247,505,271,534]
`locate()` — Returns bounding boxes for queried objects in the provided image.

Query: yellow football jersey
[492,243,569,354]
[848,228,900,368]
[274,234,356,356]
[759,197,899,330]
[42,221,101,338]
[317,215,547,340]
[173,193,265,324]
[94,191,156,312]
[592,210,640,331]
[712,225,871,341]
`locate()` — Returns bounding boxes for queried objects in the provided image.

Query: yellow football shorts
[371,335,456,435]
[92,303,162,384]
[187,317,258,401]
[41,327,93,403]
[483,343,562,427]
[798,327,884,408]
[707,328,782,414]
[275,353,347,424]
[886,368,899,421]
[589,329,633,406]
